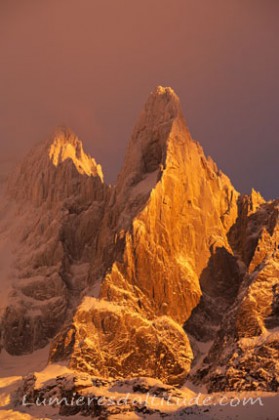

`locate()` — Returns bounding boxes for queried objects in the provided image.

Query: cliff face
[99,87,238,323]
[187,195,279,392]
[50,87,239,385]
[1,129,107,355]
[0,86,278,391]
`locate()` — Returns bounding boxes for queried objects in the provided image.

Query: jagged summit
[7,127,105,206]
[143,85,183,121]
[115,86,188,195]
[48,127,103,180]
[135,85,186,137]
[150,85,180,103]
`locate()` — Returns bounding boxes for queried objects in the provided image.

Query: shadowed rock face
[0,129,108,355]
[187,197,279,392]
[0,86,278,390]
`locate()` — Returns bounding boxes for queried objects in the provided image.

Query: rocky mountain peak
[143,85,183,123]
[115,86,188,202]
[48,127,104,180]
[7,128,105,206]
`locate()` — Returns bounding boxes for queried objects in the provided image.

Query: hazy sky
[0,0,278,198]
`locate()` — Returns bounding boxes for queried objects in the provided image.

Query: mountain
[48,86,241,386]
[1,127,107,354]
[0,86,278,418]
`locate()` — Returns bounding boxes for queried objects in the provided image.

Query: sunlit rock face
[8,127,105,207]
[1,86,278,390]
[98,86,239,325]
[49,127,103,179]
[66,297,193,386]
[50,87,239,384]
